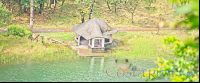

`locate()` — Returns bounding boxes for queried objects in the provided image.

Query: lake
[0,56,170,82]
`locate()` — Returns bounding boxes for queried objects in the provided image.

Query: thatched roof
[71,17,118,40]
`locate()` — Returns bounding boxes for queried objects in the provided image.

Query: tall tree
[123,0,139,23]
[38,0,46,14]
[60,0,65,13]
[114,0,117,13]
[75,0,95,23]
[89,0,96,19]
[30,0,34,32]
[106,0,112,11]
[106,0,119,13]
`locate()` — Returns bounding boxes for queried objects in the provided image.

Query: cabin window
[94,39,102,47]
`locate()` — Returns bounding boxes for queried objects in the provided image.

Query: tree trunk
[24,6,27,13]
[49,0,51,9]
[60,0,65,13]
[54,0,56,8]
[81,15,85,23]
[132,13,134,23]
[81,11,85,23]
[114,0,117,13]
[30,0,34,32]
[52,0,56,13]
[89,0,96,19]
[39,3,43,14]
[131,0,139,23]
[59,0,65,17]
[106,1,112,11]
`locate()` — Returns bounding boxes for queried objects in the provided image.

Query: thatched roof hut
[71,17,118,40]
[71,17,118,53]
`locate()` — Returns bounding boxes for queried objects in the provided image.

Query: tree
[144,0,199,82]
[0,0,48,14]
[123,0,139,23]
[122,0,155,24]
[75,0,96,23]
[0,2,12,28]
[30,0,34,32]
[60,0,66,13]
[38,0,46,14]
[106,0,112,11]
[113,0,118,13]
[89,0,96,19]
[106,0,119,13]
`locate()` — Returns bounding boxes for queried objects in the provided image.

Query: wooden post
[102,38,105,47]
[78,35,81,46]
[89,39,90,46]
[92,39,95,47]
[110,34,113,43]
[75,34,77,40]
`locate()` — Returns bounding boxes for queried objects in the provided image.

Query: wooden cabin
[71,17,118,53]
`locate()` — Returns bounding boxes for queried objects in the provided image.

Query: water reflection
[89,57,105,73]
[0,57,170,82]
[100,57,104,72]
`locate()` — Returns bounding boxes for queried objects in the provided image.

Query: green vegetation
[0,0,178,29]
[143,0,199,82]
[0,32,78,66]
[5,25,32,38]
[38,32,75,42]
[104,30,199,60]
[0,0,199,82]
[36,30,199,61]
[0,30,198,82]
[0,2,12,27]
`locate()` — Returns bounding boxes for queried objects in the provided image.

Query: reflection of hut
[71,17,118,53]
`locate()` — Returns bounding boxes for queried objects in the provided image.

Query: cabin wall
[89,46,105,53]
[80,36,89,45]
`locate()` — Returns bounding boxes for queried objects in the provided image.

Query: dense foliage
[144,0,199,82]
[5,25,32,38]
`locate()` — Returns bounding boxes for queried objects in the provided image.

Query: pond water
[0,57,170,82]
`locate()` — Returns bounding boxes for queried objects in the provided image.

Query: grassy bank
[105,30,199,60]
[0,30,198,66]
[36,32,75,42]
[37,30,199,60]
[0,33,78,66]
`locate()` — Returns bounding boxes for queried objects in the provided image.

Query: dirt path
[0,27,185,33]
[32,27,185,33]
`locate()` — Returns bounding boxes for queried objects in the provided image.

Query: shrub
[6,25,32,38]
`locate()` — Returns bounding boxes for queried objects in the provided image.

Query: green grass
[38,32,77,46]
[37,32,75,42]
[105,30,199,60]
[0,33,78,66]
[0,30,199,66]
[36,30,199,61]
